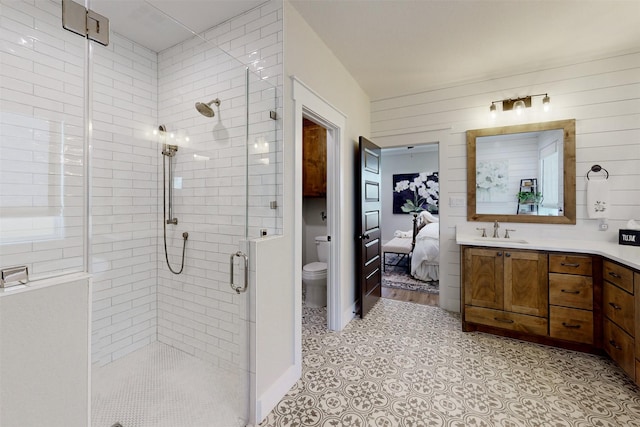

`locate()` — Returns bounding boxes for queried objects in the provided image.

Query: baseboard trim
[341,301,357,329]
[255,363,300,424]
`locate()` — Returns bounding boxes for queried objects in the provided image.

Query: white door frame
[292,77,346,361]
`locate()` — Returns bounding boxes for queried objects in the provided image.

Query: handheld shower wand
[160,125,188,274]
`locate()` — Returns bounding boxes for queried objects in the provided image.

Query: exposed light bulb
[543,94,551,112]
[513,99,526,115]
[489,103,497,119]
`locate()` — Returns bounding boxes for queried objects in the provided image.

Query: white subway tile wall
[90,29,160,366]
[0,0,85,278]
[1,0,282,370]
[155,0,282,371]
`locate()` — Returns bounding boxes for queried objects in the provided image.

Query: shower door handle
[230,251,248,294]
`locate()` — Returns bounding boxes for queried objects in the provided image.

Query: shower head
[195,98,221,118]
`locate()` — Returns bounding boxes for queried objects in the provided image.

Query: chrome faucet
[493,221,500,238]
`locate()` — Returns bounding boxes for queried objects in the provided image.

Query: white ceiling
[90,0,265,52]
[89,0,640,100]
[290,0,640,100]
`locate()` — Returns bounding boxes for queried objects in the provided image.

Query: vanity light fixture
[488,93,550,115]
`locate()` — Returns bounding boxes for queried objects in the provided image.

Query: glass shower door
[87,1,252,426]
[0,0,87,279]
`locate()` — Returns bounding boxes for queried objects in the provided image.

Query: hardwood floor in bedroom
[381,287,439,306]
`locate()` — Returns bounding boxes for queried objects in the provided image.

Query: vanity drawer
[549,273,593,310]
[603,318,635,378]
[603,260,634,294]
[549,306,593,344]
[549,254,592,276]
[603,282,635,336]
[465,306,548,336]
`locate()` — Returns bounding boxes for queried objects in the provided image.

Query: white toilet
[302,236,329,307]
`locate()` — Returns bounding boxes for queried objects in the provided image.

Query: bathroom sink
[473,237,528,244]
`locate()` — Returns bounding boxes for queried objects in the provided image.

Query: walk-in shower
[1,0,281,425]
[160,125,188,275]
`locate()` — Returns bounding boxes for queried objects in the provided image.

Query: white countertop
[456,231,640,270]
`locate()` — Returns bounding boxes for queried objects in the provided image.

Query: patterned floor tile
[260,299,640,427]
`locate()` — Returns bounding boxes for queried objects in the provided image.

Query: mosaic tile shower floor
[261,299,640,426]
[92,342,246,427]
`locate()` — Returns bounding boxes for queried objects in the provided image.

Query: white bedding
[411,222,440,281]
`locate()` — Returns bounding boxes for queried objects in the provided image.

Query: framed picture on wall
[393,172,439,214]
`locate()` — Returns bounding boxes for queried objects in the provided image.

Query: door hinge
[62,0,110,46]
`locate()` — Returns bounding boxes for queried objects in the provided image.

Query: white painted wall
[302,197,327,265]
[249,0,372,421]
[381,149,438,243]
[371,51,640,312]
[285,0,371,320]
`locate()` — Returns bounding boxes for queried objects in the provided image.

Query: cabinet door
[464,248,504,310]
[504,251,548,317]
[635,272,640,364]
[302,119,327,197]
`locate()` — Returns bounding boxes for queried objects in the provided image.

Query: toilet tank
[315,236,330,262]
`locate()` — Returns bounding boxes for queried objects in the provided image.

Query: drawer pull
[561,262,580,267]
[608,339,622,351]
[608,302,622,310]
[560,289,580,294]
[562,322,581,329]
[494,317,514,324]
[608,271,622,279]
[497,252,503,257]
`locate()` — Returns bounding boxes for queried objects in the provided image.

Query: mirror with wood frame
[467,119,576,224]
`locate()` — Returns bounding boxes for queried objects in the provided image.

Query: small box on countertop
[619,229,640,246]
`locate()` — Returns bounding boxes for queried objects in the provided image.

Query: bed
[382,211,439,281]
[411,214,439,281]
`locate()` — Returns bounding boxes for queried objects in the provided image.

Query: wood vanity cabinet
[636,272,640,385]
[463,247,548,335]
[461,243,640,386]
[602,260,636,379]
[548,254,594,344]
[302,119,327,197]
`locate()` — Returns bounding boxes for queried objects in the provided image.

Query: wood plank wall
[370,51,640,312]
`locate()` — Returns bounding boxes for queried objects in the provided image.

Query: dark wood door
[356,136,382,318]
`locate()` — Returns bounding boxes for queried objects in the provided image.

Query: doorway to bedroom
[380,143,440,306]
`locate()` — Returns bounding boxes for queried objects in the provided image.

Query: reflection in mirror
[467,119,576,224]
[476,129,563,215]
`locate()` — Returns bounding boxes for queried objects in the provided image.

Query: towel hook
[587,164,609,180]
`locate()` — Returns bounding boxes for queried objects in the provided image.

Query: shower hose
[162,153,188,275]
